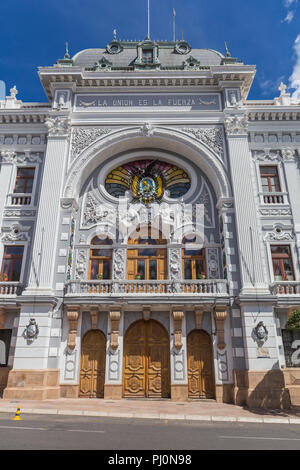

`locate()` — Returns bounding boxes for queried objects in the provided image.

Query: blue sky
[0,0,300,102]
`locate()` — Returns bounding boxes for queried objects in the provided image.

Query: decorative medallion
[105,160,191,204]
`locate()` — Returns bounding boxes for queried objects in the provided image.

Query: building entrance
[123,320,170,398]
[187,330,215,399]
[79,330,106,398]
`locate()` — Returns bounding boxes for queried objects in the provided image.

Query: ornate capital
[66,308,80,350]
[109,310,121,350]
[214,309,227,350]
[45,116,71,137]
[281,148,297,162]
[195,309,203,330]
[0,308,6,329]
[224,113,248,136]
[172,310,184,349]
[90,308,98,330]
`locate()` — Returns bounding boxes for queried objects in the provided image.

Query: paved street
[0,413,300,450]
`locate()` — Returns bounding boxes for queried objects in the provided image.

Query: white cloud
[284,0,297,7]
[289,35,300,99]
[283,10,295,22]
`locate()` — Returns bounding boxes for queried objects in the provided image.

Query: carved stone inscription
[75,94,221,111]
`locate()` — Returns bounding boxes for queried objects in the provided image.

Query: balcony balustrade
[270,282,300,295]
[7,193,32,206]
[259,192,288,205]
[65,279,229,296]
[0,282,24,296]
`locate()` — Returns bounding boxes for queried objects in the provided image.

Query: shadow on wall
[234,363,292,413]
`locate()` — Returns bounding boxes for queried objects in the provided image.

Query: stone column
[0,308,6,329]
[224,111,269,294]
[104,308,123,399]
[26,116,70,293]
[170,308,188,401]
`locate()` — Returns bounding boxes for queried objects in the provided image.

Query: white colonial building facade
[0,37,300,408]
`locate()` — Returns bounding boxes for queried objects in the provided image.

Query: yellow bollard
[13,404,21,421]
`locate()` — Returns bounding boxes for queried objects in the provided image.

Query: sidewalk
[1,398,300,424]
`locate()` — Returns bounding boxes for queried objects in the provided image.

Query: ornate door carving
[123,320,170,398]
[79,330,106,398]
[187,330,215,399]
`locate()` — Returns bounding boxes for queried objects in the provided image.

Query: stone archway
[79,330,106,398]
[187,329,215,399]
[123,319,171,398]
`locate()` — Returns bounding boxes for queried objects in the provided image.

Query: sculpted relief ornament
[181,127,224,157]
[71,127,111,160]
[1,151,42,164]
[224,113,248,136]
[45,116,71,137]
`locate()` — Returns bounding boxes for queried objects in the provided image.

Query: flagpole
[148,0,150,39]
[173,9,176,42]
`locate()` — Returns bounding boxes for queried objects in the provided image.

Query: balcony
[271,282,300,295]
[65,279,229,297]
[0,282,24,296]
[259,192,289,205]
[7,193,32,206]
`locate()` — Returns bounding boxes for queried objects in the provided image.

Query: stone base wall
[0,368,11,398]
[215,384,234,404]
[283,368,300,407]
[171,384,188,401]
[104,384,123,400]
[3,369,60,400]
[60,384,79,399]
[233,369,292,409]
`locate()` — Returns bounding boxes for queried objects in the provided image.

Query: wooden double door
[187,330,215,399]
[123,320,171,398]
[79,330,106,398]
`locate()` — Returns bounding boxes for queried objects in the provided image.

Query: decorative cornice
[1,151,42,164]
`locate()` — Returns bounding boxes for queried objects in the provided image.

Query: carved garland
[172,310,184,349]
[109,310,121,350]
[0,308,6,329]
[214,309,227,350]
[66,308,80,350]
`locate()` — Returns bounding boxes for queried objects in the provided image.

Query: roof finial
[225,41,231,58]
[64,42,70,59]
[181,31,184,41]
[146,0,150,40]
[173,8,176,42]
[113,29,117,41]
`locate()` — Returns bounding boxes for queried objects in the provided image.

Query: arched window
[89,237,113,280]
[127,227,167,280]
[182,236,206,280]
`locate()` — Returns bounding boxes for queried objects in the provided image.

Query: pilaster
[224,111,269,294]
[104,308,123,399]
[170,308,188,401]
[26,116,71,293]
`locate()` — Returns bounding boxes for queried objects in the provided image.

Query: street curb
[0,407,299,424]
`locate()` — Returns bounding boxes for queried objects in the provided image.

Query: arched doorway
[187,330,215,399]
[123,320,170,398]
[79,330,106,398]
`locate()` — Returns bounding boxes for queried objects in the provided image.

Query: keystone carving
[0,308,6,329]
[90,308,98,330]
[214,309,227,350]
[195,309,203,330]
[172,310,184,349]
[66,308,80,350]
[109,310,121,350]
